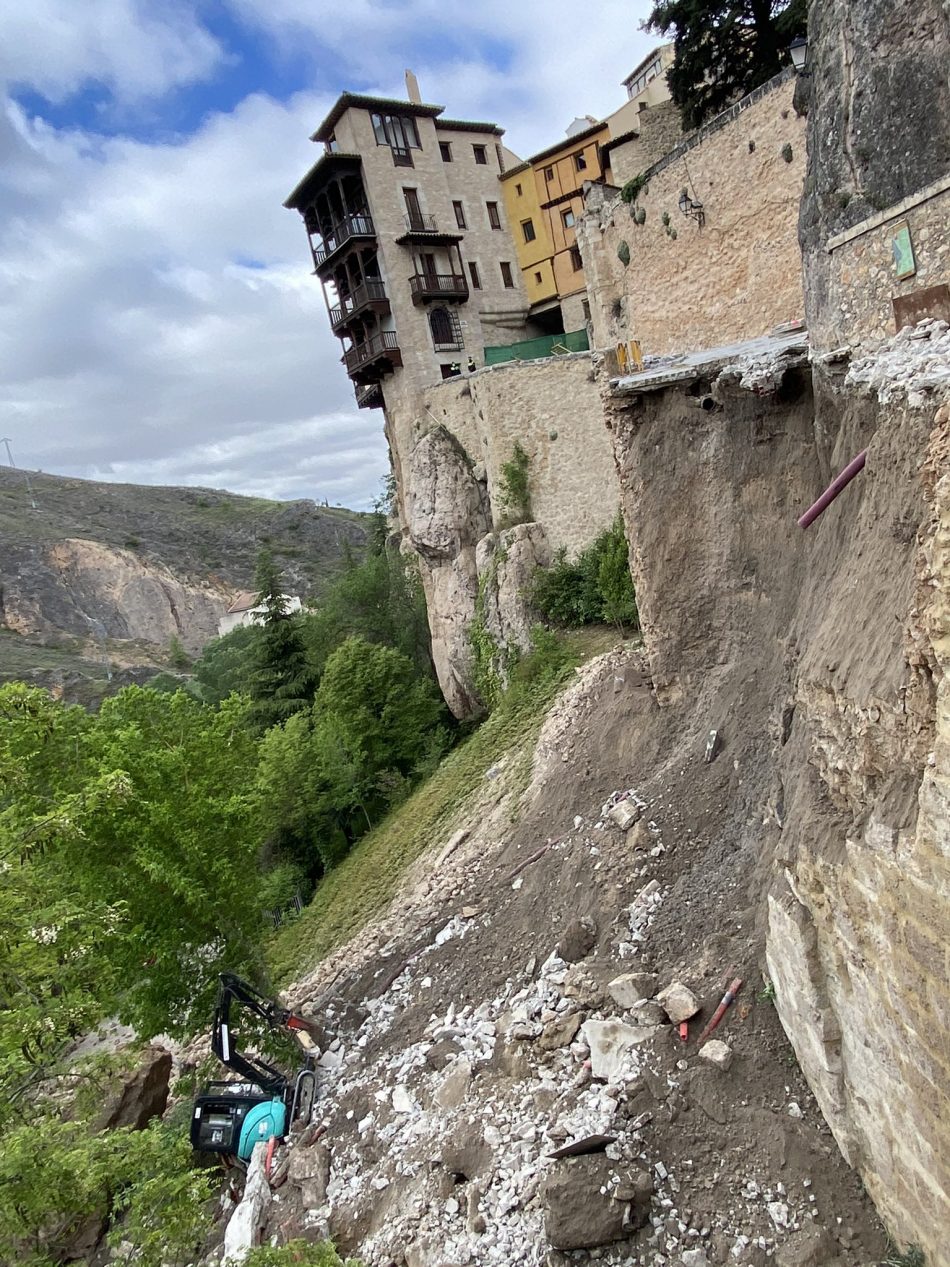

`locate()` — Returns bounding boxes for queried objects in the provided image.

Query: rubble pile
[845,317,950,404]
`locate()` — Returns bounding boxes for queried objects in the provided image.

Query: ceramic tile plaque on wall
[891,220,917,279]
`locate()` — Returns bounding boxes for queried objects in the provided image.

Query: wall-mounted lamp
[789,35,810,75]
[678,189,705,227]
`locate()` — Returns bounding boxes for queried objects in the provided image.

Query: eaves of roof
[311,93,444,142]
[283,152,361,210]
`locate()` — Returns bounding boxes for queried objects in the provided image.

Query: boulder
[558,916,597,962]
[96,1046,172,1131]
[538,1011,583,1051]
[542,1154,652,1250]
[607,972,659,1010]
[607,799,642,831]
[581,1018,659,1082]
[699,1040,733,1071]
[774,1227,838,1267]
[223,1142,270,1263]
[656,981,700,1024]
[434,1057,472,1110]
[288,1140,331,1209]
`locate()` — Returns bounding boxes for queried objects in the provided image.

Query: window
[403,187,426,231]
[468,261,481,289]
[439,141,452,162]
[582,299,591,321]
[372,112,421,166]
[562,209,576,229]
[574,151,587,172]
[500,261,514,288]
[544,166,555,182]
[534,271,543,285]
[521,218,536,243]
[430,306,463,351]
[453,200,466,229]
[515,182,523,196]
[487,201,501,230]
[569,245,583,271]
[473,145,487,164]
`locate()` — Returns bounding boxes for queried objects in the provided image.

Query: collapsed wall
[384,354,616,716]
[603,325,950,1262]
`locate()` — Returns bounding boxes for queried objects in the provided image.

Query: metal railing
[408,272,468,298]
[328,279,388,326]
[312,213,375,265]
[343,330,400,372]
[403,211,438,233]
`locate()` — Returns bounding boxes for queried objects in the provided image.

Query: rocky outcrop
[799,0,950,345]
[4,538,230,654]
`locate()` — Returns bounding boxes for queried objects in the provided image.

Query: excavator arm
[211,972,318,1095]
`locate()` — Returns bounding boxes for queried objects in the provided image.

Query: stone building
[283,74,531,413]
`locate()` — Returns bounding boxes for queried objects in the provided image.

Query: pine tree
[248,549,316,732]
[648,0,807,130]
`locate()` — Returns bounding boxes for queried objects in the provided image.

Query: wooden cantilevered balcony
[408,272,470,305]
[313,213,376,269]
[328,279,390,331]
[355,382,384,409]
[342,330,402,379]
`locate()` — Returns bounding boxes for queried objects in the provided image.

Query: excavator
[190,972,320,1165]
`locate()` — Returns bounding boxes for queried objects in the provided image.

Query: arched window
[429,307,461,351]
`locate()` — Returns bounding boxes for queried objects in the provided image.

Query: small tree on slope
[249,549,316,732]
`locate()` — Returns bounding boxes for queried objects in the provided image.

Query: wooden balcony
[395,215,462,247]
[342,330,402,379]
[355,382,384,410]
[313,213,376,269]
[328,279,390,331]
[409,272,470,305]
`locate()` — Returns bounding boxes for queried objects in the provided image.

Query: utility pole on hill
[1,438,38,510]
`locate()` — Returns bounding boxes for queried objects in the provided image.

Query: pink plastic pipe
[798,449,868,529]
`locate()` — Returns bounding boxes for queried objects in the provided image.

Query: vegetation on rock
[531,514,638,634]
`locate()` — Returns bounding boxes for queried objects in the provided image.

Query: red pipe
[798,450,867,529]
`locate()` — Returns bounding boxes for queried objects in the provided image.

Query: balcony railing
[312,213,375,267]
[328,279,389,329]
[403,212,438,233]
[342,330,401,374]
[408,272,470,304]
[355,382,384,409]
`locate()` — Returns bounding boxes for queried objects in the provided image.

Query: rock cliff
[0,468,366,696]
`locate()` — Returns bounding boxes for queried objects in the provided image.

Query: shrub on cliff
[531,515,638,634]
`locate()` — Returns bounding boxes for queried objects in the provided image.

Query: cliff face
[603,326,950,1260]
[0,468,367,694]
[799,0,950,345]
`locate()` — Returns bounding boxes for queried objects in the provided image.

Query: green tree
[192,622,262,704]
[647,0,806,129]
[248,550,316,732]
[597,515,638,634]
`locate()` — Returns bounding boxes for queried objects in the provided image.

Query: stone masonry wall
[812,178,950,348]
[578,74,805,356]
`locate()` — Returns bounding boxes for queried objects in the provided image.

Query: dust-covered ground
[215,646,886,1267]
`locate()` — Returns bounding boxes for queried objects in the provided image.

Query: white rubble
[656,981,700,1024]
[223,1142,270,1264]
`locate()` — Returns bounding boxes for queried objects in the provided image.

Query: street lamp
[678,189,705,228]
[789,36,810,74]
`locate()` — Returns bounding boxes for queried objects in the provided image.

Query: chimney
[405,69,421,104]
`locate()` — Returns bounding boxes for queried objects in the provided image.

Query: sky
[0,1,657,510]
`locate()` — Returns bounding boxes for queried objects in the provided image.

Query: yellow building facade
[500,121,608,328]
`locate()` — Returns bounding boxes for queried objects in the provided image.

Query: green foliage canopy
[531,514,638,633]
[648,0,807,129]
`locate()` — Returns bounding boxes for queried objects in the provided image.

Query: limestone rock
[607,798,642,830]
[223,1142,270,1263]
[699,1040,733,1071]
[656,981,700,1024]
[288,1141,331,1209]
[475,523,552,660]
[434,1057,472,1110]
[581,1018,658,1081]
[96,1046,172,1132]
[608,972,658,1010]
[542,1155,652,1250]
[558,916,597,962]
[538,1011,583,1051]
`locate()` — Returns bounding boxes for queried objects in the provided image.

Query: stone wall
[605,99,683,188]
[384,353,615,714]
[812,176,950,348]
[578,74,805,357]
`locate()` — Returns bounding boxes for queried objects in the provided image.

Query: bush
[531,514,637,634]
[498,442,532,526]
[244,1239,361,1266]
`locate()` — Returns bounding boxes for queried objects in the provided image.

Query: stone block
[607,799,642,830]
[538,1011,583,1051]
[699,1040,733,1071]
[541,1155,652,1250]
[608,972,658,1009]
[581,1018,658,1081]
[434,1057,472,1110]
[558,916,597,962]
[656,981,700,1024]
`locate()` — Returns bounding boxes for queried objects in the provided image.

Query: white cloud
[0,0,224,103]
